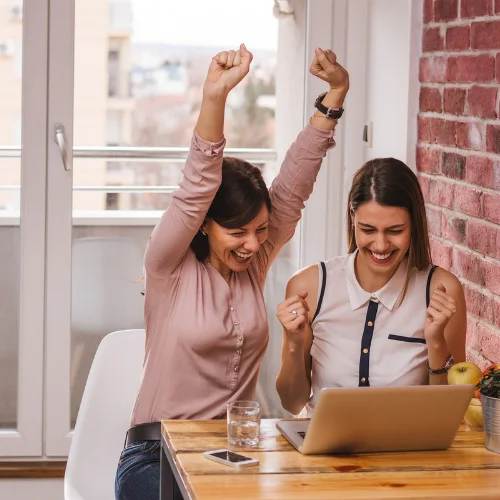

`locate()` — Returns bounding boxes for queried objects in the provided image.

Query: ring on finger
[292,309,298,319]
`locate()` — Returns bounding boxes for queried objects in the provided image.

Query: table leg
[160,435,189,500]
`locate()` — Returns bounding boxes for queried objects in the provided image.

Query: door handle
[55,123,72,171]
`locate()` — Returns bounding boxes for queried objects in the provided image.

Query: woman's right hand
[203,44,253,101]
[276,291,310,345]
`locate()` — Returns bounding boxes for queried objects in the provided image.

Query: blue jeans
[115,440,183,500]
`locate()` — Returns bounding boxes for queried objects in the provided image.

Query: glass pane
[0,1,23,429]
[71,0,279,425]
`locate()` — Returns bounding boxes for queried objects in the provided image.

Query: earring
[200,229,207,236]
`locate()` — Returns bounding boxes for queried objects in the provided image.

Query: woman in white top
[275,158,466,415]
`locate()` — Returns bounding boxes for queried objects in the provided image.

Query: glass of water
[227,400,261,447]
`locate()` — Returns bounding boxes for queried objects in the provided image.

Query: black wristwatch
[314,92,345,119]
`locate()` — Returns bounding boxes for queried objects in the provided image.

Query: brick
[419,87,442,112]
[429,237,453,268]
[424,0,434,22]
[426,206,443,236]
[420,57,448,83]
[418,116,431,143]
[434,0,458,21]
[452,248,484,285]
[495,299,500,325]
[445,25,470,51]
[454,184,482,217]
[483,192,500,224]
[497,54,500,82]
[464,285,494,322]
[471,21,500,50]
[467,86,498,119]
[423,27,444,52]
[494,162,500,189]
[429,118,457,146]
[469,323,500,361]
[448,55,496,83]
[429,178,454,208]
[444,88,466,115]
[456,121,484,151]
[496,0,500,14]
[442,151,466,179]
[466,348,491,371]
[416,146,440,174]
[486,124,500,154]
[466,156,494,189]
[418,175,430,200]
[467,220,499,259]
[483,260,500,295]
[442,211,467,243]
[461,0,490,17]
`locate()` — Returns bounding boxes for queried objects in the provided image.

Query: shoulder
[286,264,319,297]
[430,266,464,299]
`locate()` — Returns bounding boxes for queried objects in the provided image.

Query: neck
[209,254,232,283]
[354,252,399,293]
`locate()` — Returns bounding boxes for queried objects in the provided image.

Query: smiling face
[353,200,411,285]
[203,205,269,278]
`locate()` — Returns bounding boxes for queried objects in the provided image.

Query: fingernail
[241,43,247,50]
[315,47,322,55]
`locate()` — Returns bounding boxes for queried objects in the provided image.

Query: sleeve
[256,123,335,278]
[143,130,226,278]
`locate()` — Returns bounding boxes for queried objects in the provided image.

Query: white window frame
[44,0,75,456]
[0,0,48,456]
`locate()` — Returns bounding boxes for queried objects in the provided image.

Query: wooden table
[160,419,500,499]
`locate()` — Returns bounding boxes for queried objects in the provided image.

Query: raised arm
[276,265,319,415]
[256,49,349,277]
[144,45,253,278]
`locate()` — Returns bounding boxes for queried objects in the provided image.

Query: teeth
[371,251,391,260]
[234,251,252,259]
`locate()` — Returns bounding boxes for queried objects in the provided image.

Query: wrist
[202,85,229,103]
[324,88,348,108]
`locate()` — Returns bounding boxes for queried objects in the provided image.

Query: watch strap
[314,92,344,119]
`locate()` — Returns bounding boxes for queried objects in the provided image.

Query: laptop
[276,384,475,455]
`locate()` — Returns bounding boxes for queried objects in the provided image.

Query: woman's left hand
[424,283,457,344]
[309,48,349,93]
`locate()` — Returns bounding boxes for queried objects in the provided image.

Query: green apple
[447,361,483,386]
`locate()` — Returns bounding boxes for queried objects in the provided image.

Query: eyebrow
[358,222,406,230]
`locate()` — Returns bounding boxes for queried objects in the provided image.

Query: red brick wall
[417,0,500,368]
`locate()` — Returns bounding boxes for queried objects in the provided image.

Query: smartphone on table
[203,449,259,468]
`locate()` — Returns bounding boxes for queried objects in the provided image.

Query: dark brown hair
[346,158,432,300]
[190,157,272,261]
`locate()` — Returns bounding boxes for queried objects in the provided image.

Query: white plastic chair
[65,329,146,500]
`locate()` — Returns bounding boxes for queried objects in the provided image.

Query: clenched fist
[310,48,349,93]
[276,291,310,346]
[203,44,253,100]
[424,283,457,343]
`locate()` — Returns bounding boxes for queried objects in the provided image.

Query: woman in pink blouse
[115,44,349,500]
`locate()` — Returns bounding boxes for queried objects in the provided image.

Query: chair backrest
[65,329,145,500]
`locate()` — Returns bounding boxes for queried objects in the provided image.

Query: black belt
[125,422,161,447]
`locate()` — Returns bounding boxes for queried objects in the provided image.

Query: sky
[130,0,279,50]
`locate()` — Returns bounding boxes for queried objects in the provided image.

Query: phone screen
[209,450,251,463]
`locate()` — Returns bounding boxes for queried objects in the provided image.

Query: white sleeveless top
[307,251,433,415]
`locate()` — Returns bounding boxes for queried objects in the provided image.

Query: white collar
[345,250,407,311]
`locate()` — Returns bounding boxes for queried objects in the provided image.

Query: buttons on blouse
[236,349,242,356]
[230,307,234,311]
[367,321,373,327]
[234,321,239,326]
[238,335,243,342]
[360,377,366,383]
[234,366,239,372]
[363,348,369,354]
